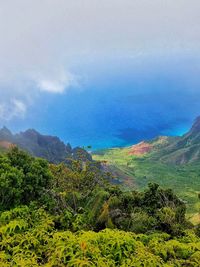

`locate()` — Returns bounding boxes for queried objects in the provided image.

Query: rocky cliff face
[0,128,92,163]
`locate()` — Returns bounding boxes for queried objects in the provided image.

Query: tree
[0,147,52,209]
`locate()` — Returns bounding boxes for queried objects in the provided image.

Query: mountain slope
[158,117,200,164]
[93,117,200,223]
[118,116,200,165]
[0,127,92,163]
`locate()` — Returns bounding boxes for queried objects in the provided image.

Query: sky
[0,0,200,149]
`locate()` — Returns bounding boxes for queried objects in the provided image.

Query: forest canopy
[0,147,200,266]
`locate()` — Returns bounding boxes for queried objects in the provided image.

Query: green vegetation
[93,146,200,224]
[1,213,200,266]
[93,117,200,225]
[1,147,200,266]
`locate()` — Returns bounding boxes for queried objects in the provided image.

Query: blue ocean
[7,56,200,150]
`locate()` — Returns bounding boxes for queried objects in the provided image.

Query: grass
[93,147,200,223]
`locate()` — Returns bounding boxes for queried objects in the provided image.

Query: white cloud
[0,99,27,121]
[36,71,78,94]
[38,80,66,93]
[12,99,27,116]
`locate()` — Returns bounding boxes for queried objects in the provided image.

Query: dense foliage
[0,147,200,266]
[93,145,200,224]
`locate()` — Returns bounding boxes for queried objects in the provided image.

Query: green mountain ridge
[0,127,92,163]
[93,117,200,224]
[154,116,200,164]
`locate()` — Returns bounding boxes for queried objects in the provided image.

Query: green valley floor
[93,147,200,224]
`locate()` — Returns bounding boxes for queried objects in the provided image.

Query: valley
[93,117,200,224]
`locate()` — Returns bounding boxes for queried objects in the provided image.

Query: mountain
[155,116,200,164]
[124,116,200,165]
[0,128,92,163]
[94,116,200,166]
[93,116,200,223]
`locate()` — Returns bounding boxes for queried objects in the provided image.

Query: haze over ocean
[6,53,200,150]
[0,1,200,149]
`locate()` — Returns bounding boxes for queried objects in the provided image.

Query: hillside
[157,116,200,164]
[0,124,200,265]
[118,116,200,165]
[124,116,200,165]
[1,147,200,266]
[93,117,200,223]
[0,127,92,163]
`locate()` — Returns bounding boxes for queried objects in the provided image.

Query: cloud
[0,99,27,121]
[36,71,78,94]
[38,80,66,94]
[0,0,199,121]
[0,68,79,121]
[0,0,199,73]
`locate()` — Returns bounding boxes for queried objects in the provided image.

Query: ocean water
[11,85,194,150]
[6,55,200,150]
